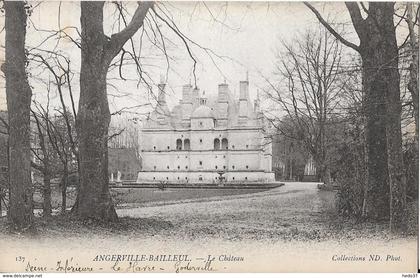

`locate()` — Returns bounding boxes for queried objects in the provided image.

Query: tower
[156,80,170,126]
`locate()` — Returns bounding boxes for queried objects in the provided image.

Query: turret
[156,78,170,126]
[238,76,250,124]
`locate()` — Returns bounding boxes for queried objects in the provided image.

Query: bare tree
[265,27,345,184]
[28,51,79,214]
[305,2,409,232]
[2,1,33,231]
[31,108,53,217]
[75,1,153,221]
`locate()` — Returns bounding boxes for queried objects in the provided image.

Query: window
[246,144,249,149]
[167,166,169,169]
[184,139,190,150]
[199,176,203,181]
[185,166,188,169]
[200,122,203,126]
[153,146,156,150]
[215,155,218,158]
[185,177,188,180]
[232,165,235,170]
[232,145,235,149]
[223,166,226,169]
[153,177,155,180]
[176,139,182,150]
[199,161,203,166]
[221,138,228,149]
[153,166,156,170]
[199,139,203,143]
[166,177,168,180]
[214,138,220,150]
[232,177,235,180]
[167,146,170,150]
[177,177,180,180]
[246,165,249,169]
[245,177,248,180]
[177,166,180,170]
[215,166,218,169]
[223,155,226,158]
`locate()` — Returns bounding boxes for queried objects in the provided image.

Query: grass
[5,183,418,242]
[32,186,272,209]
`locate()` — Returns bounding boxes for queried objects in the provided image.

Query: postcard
[0,1,418,274]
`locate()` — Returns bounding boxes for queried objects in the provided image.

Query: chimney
[239,78,249,122]
[182,84,193,103]
[218,83,229,103]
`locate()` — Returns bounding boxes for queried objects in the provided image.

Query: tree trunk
[61,172,67,214]
[2,1,33,231]
[359,3,406,229]
[406,2,419,202]
[406,2,419,143]
[75,2,117,221]
[73,1,151,221]
[42,171,52,217]
[361,58,390,220]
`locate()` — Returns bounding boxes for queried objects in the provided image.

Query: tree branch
[304,2,360,52]
[105,1,154,62]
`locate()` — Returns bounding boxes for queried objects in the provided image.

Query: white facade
[137,79,275,184]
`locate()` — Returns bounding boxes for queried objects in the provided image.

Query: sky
[0,1,390,121]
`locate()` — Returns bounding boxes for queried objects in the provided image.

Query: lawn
[32,185,272,210]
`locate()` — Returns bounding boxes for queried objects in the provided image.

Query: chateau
[136,78,275,184]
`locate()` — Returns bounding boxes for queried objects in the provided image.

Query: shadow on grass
[0,214,174,238]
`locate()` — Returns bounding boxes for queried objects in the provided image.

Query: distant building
[136,78,275,183]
